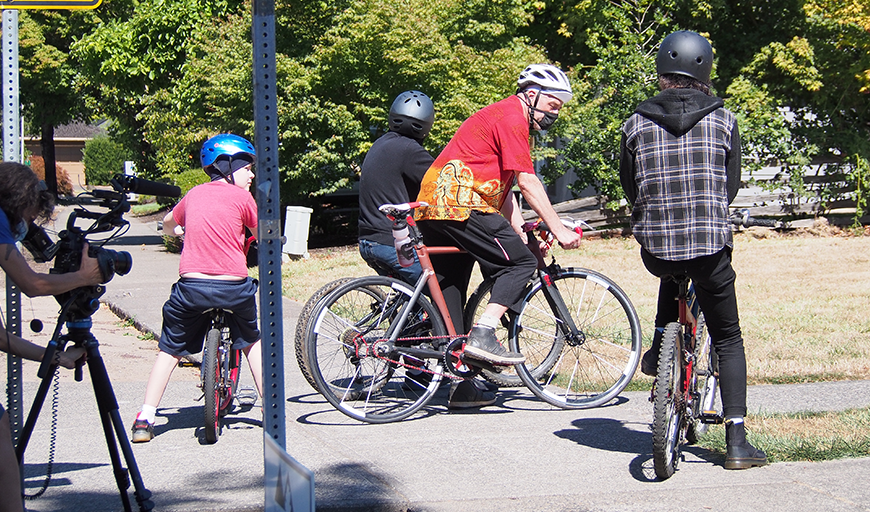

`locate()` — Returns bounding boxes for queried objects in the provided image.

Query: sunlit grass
[283,229,870,384]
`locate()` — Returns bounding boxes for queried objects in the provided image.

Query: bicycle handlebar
[730,209,784,229]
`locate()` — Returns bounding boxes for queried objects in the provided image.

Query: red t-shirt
[416,96,533,221]
[172,180,257,278]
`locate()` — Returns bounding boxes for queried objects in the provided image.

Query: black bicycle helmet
[656,31,714,84]
[388,90,435,140]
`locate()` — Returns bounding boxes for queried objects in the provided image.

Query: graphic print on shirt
[420,160,506,221]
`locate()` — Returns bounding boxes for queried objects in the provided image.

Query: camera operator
[1,162,103,295]
[1,162,100,512]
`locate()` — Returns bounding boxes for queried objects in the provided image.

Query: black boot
[640,329,663,376]
[724,420,767,470]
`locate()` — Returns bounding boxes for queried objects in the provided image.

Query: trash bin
[283,206,313,257]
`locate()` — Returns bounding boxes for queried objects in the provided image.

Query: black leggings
[641,247,747,418]
[418,211,537,334]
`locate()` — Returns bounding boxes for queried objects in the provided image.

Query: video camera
[21,174,181,320]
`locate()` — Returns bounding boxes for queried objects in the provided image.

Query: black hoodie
[620,88,741,206]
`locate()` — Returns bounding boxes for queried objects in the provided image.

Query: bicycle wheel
[686,312,720,444]
[464,280,525,387]
[203,328,222,444]
[511,268,642,409]
[306,276,447,423]
[295,277,357,391]
[652,322,684,480]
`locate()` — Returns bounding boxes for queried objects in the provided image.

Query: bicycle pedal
[236,387,258,405]
[178,360,199,368]
[699,411,723,424]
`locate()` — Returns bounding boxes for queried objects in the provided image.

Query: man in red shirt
[416,64,582,368]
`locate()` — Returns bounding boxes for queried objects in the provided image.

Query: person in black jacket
[358,90,435,285]
[357,90,496,409]
[619,30,766,470]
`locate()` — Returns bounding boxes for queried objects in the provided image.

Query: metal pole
[252,0,285,449]
[2,8,23,445]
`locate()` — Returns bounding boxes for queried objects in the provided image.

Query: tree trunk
[40,123,57,198]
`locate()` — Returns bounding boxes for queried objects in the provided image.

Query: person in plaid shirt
[619,31,766,470]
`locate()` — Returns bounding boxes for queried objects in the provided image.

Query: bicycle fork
[536,268,585,346]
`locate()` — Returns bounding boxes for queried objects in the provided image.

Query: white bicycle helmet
[517,64,573,104]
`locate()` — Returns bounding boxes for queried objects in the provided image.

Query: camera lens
[94,248,133,281]
[107,249,133,276]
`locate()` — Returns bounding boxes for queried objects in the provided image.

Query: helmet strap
[224,158,237,185]
[523,89,544,131]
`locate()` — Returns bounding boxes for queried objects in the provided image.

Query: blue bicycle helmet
[200,134,256,182]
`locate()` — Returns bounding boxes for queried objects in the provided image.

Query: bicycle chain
[353,333,470,381]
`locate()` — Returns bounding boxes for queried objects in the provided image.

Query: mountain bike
[201,308,256,443]
[298,202,642,423]
[651,210,781,479]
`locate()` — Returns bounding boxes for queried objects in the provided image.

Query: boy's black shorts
[159,277,259,357]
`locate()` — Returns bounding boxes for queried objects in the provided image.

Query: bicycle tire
[652,322,684,480]
[295,277,358,391]
[203,328,222,444]
[306,276,447,423]
[464,280,526,387]
[686,312,720,444]
[220,345,242,418]
[511,268,642,409]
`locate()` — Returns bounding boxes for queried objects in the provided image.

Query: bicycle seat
[378,201,430,218]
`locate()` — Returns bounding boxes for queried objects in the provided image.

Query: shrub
[30,156,74,196]
[83,135,131,186]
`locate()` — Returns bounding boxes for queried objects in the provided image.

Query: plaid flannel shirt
[622,107,736,261]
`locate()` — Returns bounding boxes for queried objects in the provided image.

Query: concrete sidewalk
[6,209,870,512]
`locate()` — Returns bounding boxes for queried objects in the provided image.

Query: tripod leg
[85,340,154,512]
[14,360,59,462]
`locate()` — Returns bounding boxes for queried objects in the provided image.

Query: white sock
[725,416,744,425]
[137,405,157,424]
[475,314,499,330]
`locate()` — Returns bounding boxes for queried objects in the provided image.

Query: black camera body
[21,174,180,320]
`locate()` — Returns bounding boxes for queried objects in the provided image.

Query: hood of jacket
[634,88,724,137]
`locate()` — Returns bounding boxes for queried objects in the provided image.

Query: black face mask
[525,91,559,132]
[533,109,559,131]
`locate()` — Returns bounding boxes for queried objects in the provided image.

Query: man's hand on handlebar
[554,225,582,250]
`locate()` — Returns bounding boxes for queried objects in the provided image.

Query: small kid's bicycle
[296,202,642,423]
[200,308,244,443]
[651,210,784,479]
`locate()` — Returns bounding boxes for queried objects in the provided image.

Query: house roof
[26,121,109,140]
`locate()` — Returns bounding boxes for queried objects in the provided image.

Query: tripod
[14,310,154,512]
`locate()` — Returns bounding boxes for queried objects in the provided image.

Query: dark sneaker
[131,418,154,443]
[448,380,496,409]
[640,347,659,376]
[464,326,525,365]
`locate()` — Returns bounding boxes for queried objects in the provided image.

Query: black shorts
[159,277,259,357]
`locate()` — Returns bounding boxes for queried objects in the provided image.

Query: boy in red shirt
[131,134,262,443]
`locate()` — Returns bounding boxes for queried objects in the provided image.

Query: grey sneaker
[131,418,154,443]
[464,326,525,365]
[448,380,496,409]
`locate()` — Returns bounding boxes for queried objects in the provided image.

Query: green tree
[71,0,246,180]
[130,0,547,206]
[17,11,97,196]
[83,135,132,186]
[544,0,675,203]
